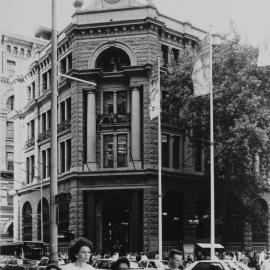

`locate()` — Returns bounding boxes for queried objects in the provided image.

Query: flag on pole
[149,58,161,120]
[257,32,270,67]
[192,33,211,96]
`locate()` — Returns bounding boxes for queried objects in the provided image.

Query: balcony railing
[57,119,71,133]
[97,113,131,126]
[25,137,35,148]
[37,129,51,142]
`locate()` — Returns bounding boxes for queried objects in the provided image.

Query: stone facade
[0,31,46,242]
[13,0,256,255]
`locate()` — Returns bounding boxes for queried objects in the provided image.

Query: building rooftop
[85,0,143,10]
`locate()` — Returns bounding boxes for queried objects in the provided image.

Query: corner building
[13,0,207,253]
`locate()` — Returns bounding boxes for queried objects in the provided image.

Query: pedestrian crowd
[45,238,270,270]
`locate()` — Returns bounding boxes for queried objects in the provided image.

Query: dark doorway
[162,191,185,241]
[102,197,131,252]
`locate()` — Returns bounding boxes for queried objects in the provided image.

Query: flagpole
[157,56,163,260]
[209,26,215,260]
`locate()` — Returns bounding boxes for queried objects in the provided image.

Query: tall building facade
[12,0,205,252]
[12,0,269,254]
[0,31,47,241]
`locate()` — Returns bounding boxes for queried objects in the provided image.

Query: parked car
[184,260,232,270]
[3,259,36,270]
[139,260,169,270]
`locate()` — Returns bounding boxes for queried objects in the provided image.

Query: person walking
[62,237,94,270]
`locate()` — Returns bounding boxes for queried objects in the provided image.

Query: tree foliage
[161,31,270,239]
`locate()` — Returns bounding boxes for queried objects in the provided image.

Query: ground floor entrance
[84,189,143,253]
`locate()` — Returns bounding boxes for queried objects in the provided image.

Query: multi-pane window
[162,134,169,167]
[103,135,114,168]
[103,134,128,168]
[26,157,30,184]
[60,53,72,74]
[30,155,35,182]
[6,121,14,139]
[59,98,71,124]
[66,139,71,171]
[103,92,114,115]
[41,113,46,132]
[117,91,127,117]
[47,110,51,130]
[47,148,51,177]
[117,134,128,167]
[41,110,51,133]
[6,96,14,110]
[103,91,127,116]
[60,142,65,173]
[30,120,35,139]
[42,150,46,179]
[26,155,35,183]
[59,139,71,173]
[42,69,51,91]
[60,101,65,123]
[6,152,14,171]
[66,98,71,121]
[173,136,180,169]
[41,148,51,179]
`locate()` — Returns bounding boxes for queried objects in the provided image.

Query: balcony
[25,137,35,148]
[57,119,71,133]
[97,113,131,127]
[37,129,51,143]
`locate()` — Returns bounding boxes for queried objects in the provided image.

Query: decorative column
[130,85,141,169]
[113,91,117,115]
[66,57,69,73]
[85,87,97,171]
[47,71,50,90]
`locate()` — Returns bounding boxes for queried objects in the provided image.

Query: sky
[0,0,270,46]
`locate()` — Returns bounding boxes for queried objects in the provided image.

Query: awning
[196,243,224,249]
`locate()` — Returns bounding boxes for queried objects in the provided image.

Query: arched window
[20,48,25,57]
[13,47,18,56]
[95,47,130,72]
[6,95,15,111]
[27,50,31,58]
[22,202,32,241]
[37,198,49,242]
[6,45,11,53]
